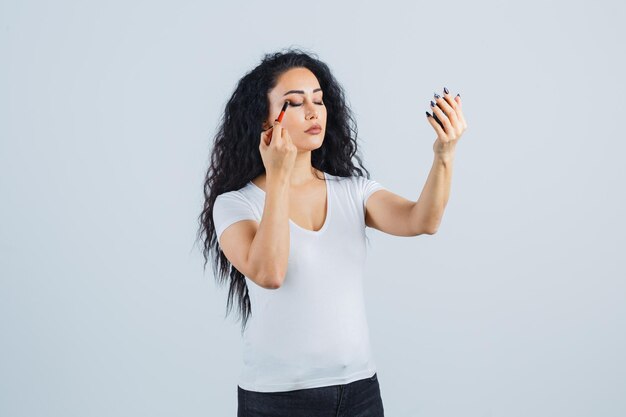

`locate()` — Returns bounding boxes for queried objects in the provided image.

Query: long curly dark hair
[196,47,374,334]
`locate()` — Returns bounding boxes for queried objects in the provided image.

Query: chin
[295,135,324,151]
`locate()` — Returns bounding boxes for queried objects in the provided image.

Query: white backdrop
[1,0,625,416]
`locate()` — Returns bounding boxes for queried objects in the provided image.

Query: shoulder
[341,174,385,196]
[326,173,385,210]
[215,188,248,204]
[325,172,384,192]
[213,186,261,240]
[325,172,358,187]
[215,183,259,206]
[214,182,265,218]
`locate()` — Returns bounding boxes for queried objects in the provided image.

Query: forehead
[271,67,322,96]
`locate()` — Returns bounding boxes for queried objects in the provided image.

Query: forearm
[247,174,290,287]
[411,151,455,234]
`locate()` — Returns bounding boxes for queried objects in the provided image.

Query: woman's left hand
[426,88,468,158]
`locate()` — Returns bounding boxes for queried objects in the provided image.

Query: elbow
[263,278,282,289]
[258,267,286,289]
[265,276,284,289]
[426,224,439,235]
[416,223,439,236]
[416,229,437,236]
[425,219,441,235]
[426,226,439,235]
[410,213,439,236]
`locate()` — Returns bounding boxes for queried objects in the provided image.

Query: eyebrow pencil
[265,101,289,145]
[275,100,289,123]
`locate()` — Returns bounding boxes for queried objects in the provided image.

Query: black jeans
[237,373,385,417]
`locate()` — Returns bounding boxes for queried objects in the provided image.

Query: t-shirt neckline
[247,171,331,234]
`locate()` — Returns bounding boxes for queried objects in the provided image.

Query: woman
[197,48,467,416]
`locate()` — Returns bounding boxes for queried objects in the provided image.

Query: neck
[286,150,322,186]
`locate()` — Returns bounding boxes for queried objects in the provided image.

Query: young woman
[197,48,467,416]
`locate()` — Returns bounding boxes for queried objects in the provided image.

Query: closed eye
[289,101,324,106]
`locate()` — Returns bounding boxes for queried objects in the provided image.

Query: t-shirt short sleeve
[356,176,386,213]
[213,191,258,242]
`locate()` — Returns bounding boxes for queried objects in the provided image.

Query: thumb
[260,127,271,148]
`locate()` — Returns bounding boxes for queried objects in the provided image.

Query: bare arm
[409,152,455,234]
[246,174,290,288]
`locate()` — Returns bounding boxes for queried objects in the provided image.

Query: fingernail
[425,111,432,118]
[456,93,461,98]
[443,87,449,94]
[434,92,440,99]
[430,100,436,107]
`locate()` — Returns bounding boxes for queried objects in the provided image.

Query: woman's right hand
[259,120,297,179]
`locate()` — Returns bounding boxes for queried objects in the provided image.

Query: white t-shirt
[212,172,386,392]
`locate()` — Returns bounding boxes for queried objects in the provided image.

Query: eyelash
[288,101,324,106]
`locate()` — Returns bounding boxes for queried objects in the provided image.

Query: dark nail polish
[433,113,443,128]
[425,111,431,118]
[443,87,449,94]
[456,93,461,98]
[433,92,440,99]
[430,100,436,107]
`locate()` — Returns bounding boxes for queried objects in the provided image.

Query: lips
[305,124,322,134]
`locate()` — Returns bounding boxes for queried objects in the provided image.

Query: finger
[426,111,446,137]
[259,126,274,146]
[454,95,467,129]
[430,100,453,134]
[454,93,462,108]
[429,101,445,130]
[260,125,273,146]
[441,88,460,113]
[271,121,283,145]
[282,130,291,147]
[433,113,445,130]
[434,91,460,129]
[281,126,294,145]
[435,93,459,128]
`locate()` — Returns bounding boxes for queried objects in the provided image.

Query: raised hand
[426,87,468,158]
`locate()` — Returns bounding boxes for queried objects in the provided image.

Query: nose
[305,104,318,120]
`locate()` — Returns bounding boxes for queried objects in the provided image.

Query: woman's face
[264,67,327,152]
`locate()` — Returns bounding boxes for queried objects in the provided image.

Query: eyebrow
[283,88,323,96]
